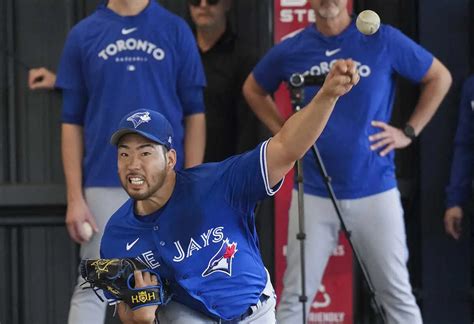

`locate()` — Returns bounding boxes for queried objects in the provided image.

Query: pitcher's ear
[166,149,177,170]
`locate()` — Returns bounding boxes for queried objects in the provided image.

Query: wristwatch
[403,124,416,141]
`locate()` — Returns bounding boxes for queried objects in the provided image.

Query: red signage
[273,1,353,323]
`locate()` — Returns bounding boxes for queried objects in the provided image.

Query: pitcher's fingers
[134,270,145,288]
[340,60,349,74]
[333,74,352,85]
[142,271,152,284]
[350,71,360,85]
[326,62,339,79]
[345,59,356,73]
[331,60,348,75]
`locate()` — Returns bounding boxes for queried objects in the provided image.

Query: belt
[218,294,269,324]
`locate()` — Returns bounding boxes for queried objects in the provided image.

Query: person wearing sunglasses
[189,0,221,6]
[188,0,261,163]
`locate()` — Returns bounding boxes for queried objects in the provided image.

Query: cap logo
[127,111,151,128]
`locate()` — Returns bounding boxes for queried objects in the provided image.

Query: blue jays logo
[202,239,238,277]
[127,111,151,128]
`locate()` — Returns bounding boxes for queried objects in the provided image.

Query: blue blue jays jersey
[253,21,433,199]
[445,75,474,207]
[100,140,282,321]
[56,1,206,186]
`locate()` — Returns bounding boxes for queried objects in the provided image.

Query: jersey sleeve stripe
[259,139,284,196]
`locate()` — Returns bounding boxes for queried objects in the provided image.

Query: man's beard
[128,189,152,200]
[122,175,166,201]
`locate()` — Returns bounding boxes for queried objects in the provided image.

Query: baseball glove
[80,258,169,310]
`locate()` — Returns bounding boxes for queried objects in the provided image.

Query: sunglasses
[188,0,220,6]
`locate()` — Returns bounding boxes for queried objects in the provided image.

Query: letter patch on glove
[132,291,155,304]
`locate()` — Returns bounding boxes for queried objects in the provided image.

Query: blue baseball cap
[110,109,174,149]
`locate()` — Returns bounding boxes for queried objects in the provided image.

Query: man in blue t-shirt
[444,75,474,240]
[243,1,452,323]
[100,59,359,323]
[54,1,206,323]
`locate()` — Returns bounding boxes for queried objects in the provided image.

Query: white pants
[67,187,129,324]
[158,270,276,323]
[277,188,422,324]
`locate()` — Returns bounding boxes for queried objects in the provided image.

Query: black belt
[219,294,269,324]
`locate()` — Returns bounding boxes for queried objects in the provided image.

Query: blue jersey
[445,75,474,208]
[253,21,433,199]
[56,1,206,186]
[100,140,282,321]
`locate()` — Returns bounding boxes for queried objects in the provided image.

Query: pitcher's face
[117,134,175,200]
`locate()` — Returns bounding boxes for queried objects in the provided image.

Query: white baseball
[356,10,381,35]
[80,222,94,241]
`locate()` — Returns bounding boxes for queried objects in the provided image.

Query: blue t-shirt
[445,75,474,208]
[253,21,433,199]
[56,1,206,186]
[100,140,282,321]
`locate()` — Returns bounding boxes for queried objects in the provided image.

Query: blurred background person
[29,0,260,163]
[188,0,261,162]
[444,75,474,240]
[53,0,206,323]
[243,0,451,323]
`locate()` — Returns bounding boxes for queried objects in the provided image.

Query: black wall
[418,1,472,323]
